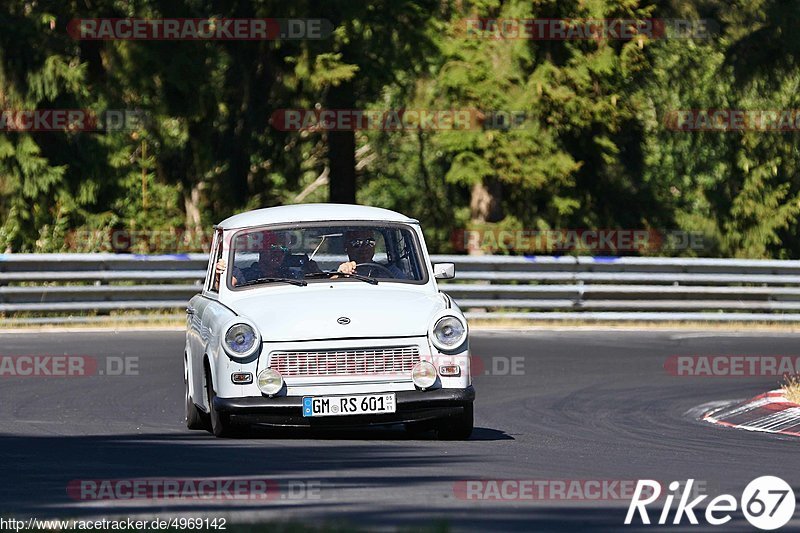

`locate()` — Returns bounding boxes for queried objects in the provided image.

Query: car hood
[227,284,447,342]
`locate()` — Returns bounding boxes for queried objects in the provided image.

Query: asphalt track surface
[0,329,798,532]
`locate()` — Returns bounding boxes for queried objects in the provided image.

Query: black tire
[206,371,241,438]
[436,403,474,440]
[185,370,209,430]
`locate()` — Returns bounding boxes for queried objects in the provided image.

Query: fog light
[257,368,283,395]
[411,361,437,389]
[231,372,253,384]
[439,364,461,377]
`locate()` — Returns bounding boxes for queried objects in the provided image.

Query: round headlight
[223,323,259,359]
[257,368,283,395]
[431,316,467,350]
[412,361,437,389]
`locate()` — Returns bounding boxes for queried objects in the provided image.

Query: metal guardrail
[3,253,800,321]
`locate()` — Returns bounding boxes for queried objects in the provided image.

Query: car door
[187,228,223,408]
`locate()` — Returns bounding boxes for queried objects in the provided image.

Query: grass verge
[782,374,800,405]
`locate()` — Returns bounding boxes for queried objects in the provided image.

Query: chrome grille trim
[269,346,420,377]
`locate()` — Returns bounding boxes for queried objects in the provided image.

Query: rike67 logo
[626,477,796,530]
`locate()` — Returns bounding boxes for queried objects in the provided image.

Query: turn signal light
[439,365,461,377]
[231,372,253,384]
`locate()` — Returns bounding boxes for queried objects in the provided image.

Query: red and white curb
[703,390,800,437]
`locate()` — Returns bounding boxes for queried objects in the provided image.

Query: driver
[337,229,406,279]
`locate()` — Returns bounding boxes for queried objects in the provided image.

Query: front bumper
[213,386,475,427]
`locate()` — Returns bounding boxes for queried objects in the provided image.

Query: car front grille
[269,346,420,377]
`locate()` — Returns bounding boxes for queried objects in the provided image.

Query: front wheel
[206,372,241,438]
[185,362,209,430]
[436,403,474,440]
[185,375,209,430]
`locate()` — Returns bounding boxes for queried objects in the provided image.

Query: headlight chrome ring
[430,315,467,351]
[222,321,260,360]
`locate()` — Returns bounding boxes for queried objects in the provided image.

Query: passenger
[216,232,292,287]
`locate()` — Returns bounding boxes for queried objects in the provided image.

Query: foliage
[0,0,799,258]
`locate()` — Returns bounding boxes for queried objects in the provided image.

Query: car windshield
[228,223,426,288]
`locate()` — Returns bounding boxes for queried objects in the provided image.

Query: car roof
[217,203,419,230]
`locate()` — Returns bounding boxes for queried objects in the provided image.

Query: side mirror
[433,263,455,280]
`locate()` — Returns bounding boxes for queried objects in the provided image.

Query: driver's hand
[337,261,357,274]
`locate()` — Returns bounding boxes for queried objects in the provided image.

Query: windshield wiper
[305,270,378,285]
[237,276,308,287]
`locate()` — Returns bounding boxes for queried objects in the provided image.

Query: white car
[185,203,474,439]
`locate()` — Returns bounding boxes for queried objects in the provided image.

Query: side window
[207,229,224,293]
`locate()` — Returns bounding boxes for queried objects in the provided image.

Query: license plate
[302,393,396,417]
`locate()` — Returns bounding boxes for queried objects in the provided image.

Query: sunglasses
[348,238,376,249]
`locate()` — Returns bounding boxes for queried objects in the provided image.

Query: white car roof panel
[218,203,419,230]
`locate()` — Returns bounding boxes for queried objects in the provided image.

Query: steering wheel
[355,262,395,278]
